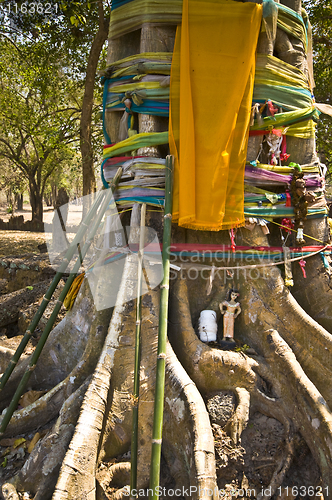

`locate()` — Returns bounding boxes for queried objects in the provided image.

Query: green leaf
[78,14,87,24]
[26,286,34,290]
[235,344,250,353]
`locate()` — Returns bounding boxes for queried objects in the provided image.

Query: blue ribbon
[102,78,112,145]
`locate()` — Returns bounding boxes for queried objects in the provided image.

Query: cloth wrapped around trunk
[169,0,262,230]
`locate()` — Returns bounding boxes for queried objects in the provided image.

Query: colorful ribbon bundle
[253,55,313,112]
[102,0,327,231]
[109,0,182,39]
[105,76,170,117]
[244,161,327,221]
[101,133,169,206]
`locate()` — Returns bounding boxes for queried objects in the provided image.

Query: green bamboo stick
[130,203,147,499]
[0,168,123,435]
[0,189,105,392]
[149,156,173,498]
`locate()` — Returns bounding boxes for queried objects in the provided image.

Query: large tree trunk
[1,1,332,499]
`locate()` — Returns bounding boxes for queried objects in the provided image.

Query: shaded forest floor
[0,231,47,258]
[0,201,50,257]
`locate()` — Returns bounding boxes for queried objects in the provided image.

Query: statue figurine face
[231,292,238,301]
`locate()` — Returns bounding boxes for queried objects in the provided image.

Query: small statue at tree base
[220,289,241,343]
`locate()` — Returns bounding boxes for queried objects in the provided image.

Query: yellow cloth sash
[169,0,263,230]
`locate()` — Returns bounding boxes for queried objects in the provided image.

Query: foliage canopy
[0,0,110,219]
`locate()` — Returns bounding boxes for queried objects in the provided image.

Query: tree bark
[0,280,50,329]
[16,194,23,211]
[29,178,43,222]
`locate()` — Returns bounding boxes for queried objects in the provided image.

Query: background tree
[0,158,26,213]
[0,35,81,221]
[73,0,109,200]
[44,149,83,208]
[0,0,110,209]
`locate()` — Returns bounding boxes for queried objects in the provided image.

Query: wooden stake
[149,155,173,498]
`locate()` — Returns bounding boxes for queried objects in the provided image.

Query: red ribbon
[281,218,294,233]
[249,128,284,137]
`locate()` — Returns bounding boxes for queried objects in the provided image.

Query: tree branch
[313,35,332,47]
[0,137,17,159]
[0,33,23,54]
[30,136,40,162]
[80,0,109,197]
[18,128,30,164]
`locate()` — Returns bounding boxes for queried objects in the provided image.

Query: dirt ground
[0,231,47,258]
[0,202,50,258]
[0,202,47,256]
[0,200,84,257]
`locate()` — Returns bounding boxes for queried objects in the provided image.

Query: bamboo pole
[130,203,147,498]
[0,168,123,435]
[0,189,105,392]
[149,156,173,498]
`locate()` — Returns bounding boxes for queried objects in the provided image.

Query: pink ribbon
[230,228,236,253]
[299,259,307,278]
[280,135,290,162]
[267,100,279,117]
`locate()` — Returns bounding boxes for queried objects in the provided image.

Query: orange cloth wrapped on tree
[169,0,263,230]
